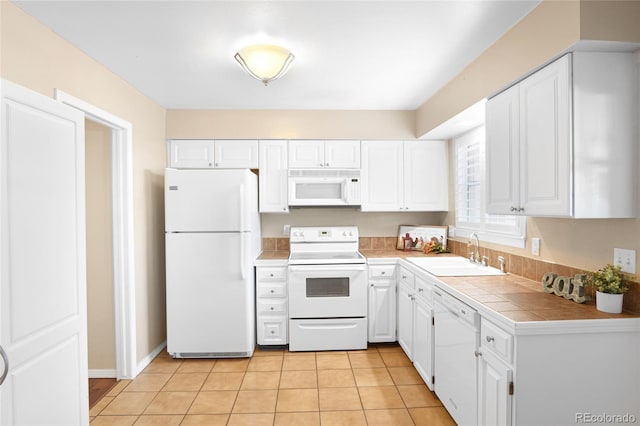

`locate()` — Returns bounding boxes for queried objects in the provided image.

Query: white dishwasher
[434,288,479,426]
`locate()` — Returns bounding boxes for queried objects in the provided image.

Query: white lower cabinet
[396,264,435,390]
[368,263,397,343]
[397,267,415,360]
[255,265,288,345]
[478,347,513,426]
[394,259,640,425]
[412,285,434,390]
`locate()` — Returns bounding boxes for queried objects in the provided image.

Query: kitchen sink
[407,257,506,276]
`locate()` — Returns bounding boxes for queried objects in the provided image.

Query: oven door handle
[288,264,366,272]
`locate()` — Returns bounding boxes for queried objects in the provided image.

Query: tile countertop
[256,250,640,329]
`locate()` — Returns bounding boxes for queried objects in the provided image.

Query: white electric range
[287,226,368,351]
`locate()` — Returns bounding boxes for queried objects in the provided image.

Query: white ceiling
[13,0,540,110]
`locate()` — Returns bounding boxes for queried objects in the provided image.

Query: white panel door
[486,85,520,215]
[324,140,360,168]
[360,140,403,211]
[404,140,448,211]
[258,140,289,213]
[519,54,571,216]
[288,140,324,168]
[1,80,88,425]
[368,281,396,342]
[167,139,215,168]
[478,349,512,426]
[397,283,414,360]
[413,296,434,390]
[214,139,258,168]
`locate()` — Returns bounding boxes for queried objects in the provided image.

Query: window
[454,126,526,248]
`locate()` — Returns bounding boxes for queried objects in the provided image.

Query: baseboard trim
[136,341,167,376]
[88,369,117,379]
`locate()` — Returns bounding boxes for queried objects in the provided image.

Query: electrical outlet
[531,238,540,256]
[283,224,290,235]
[613,248,636,274]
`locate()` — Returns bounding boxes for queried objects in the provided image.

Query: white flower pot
[595,291,624,314]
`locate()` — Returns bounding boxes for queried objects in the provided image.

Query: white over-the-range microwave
[288,169,361,206]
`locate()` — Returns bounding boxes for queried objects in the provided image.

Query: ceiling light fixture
[234,44,294,86]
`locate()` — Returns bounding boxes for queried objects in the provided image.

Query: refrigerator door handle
[239,183,246,280]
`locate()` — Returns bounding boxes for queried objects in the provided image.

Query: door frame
[54,90,137,380]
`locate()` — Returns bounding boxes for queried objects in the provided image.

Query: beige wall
[85,120,116,371]
[1,2,168,366]
[415,0,581,138]
[166,109,416,140]
[432,0,640,273]
[167,109,429,238]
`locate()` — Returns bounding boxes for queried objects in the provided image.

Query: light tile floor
[90,344,455,425]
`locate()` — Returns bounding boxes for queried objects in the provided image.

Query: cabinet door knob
[381,271,386,275]
[486,336,495,342]
[370,284,374,287]
[474,350,482,357]
[269,273,274,277]
[270,307,274,310]
[418,288,424,292]
[510,206,516,212]
[270,289,275,294]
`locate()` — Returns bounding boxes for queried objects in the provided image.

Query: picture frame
[396,225,449,252]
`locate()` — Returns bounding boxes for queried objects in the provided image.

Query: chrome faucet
[468,233,480,263]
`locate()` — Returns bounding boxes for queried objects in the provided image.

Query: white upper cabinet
[404,140,448,211]
[486,52,637,218]
[214,139,259,168]
[361,140,448,212]
[361,140,403,211]
[168,139,258,169]
[259,140,289,213]
[167,139,215,169]
[288,140,360,168]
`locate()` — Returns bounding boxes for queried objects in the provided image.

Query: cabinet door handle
[486,336,495,343]
[418,288,424,292]
[510,206,517,212]
[0,345,8,386]
[474,350,482,358]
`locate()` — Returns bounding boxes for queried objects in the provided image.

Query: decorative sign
[542,272,587,303]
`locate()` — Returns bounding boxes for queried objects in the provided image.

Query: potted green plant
[585,264,629,314]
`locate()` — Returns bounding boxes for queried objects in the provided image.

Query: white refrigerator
[165,168,261,358]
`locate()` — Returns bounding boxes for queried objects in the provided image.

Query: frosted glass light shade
[234,44,294,86]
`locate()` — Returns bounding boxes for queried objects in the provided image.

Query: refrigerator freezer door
[165,168,258,232]
[166,232,255,357]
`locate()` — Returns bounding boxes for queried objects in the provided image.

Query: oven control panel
[290,226,359,243]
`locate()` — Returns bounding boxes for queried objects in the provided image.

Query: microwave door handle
[342,179,349,204]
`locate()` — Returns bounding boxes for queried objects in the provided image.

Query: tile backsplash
[261,236,639,314]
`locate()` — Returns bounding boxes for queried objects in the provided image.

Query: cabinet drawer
[481,319,513,363]
[369,265,396,279]
[257,299,287,316]
[258,317,287,345]
[414,277,433,303]
[257,282,286,298]
[257,267,286,282]
[399,268,415,288]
